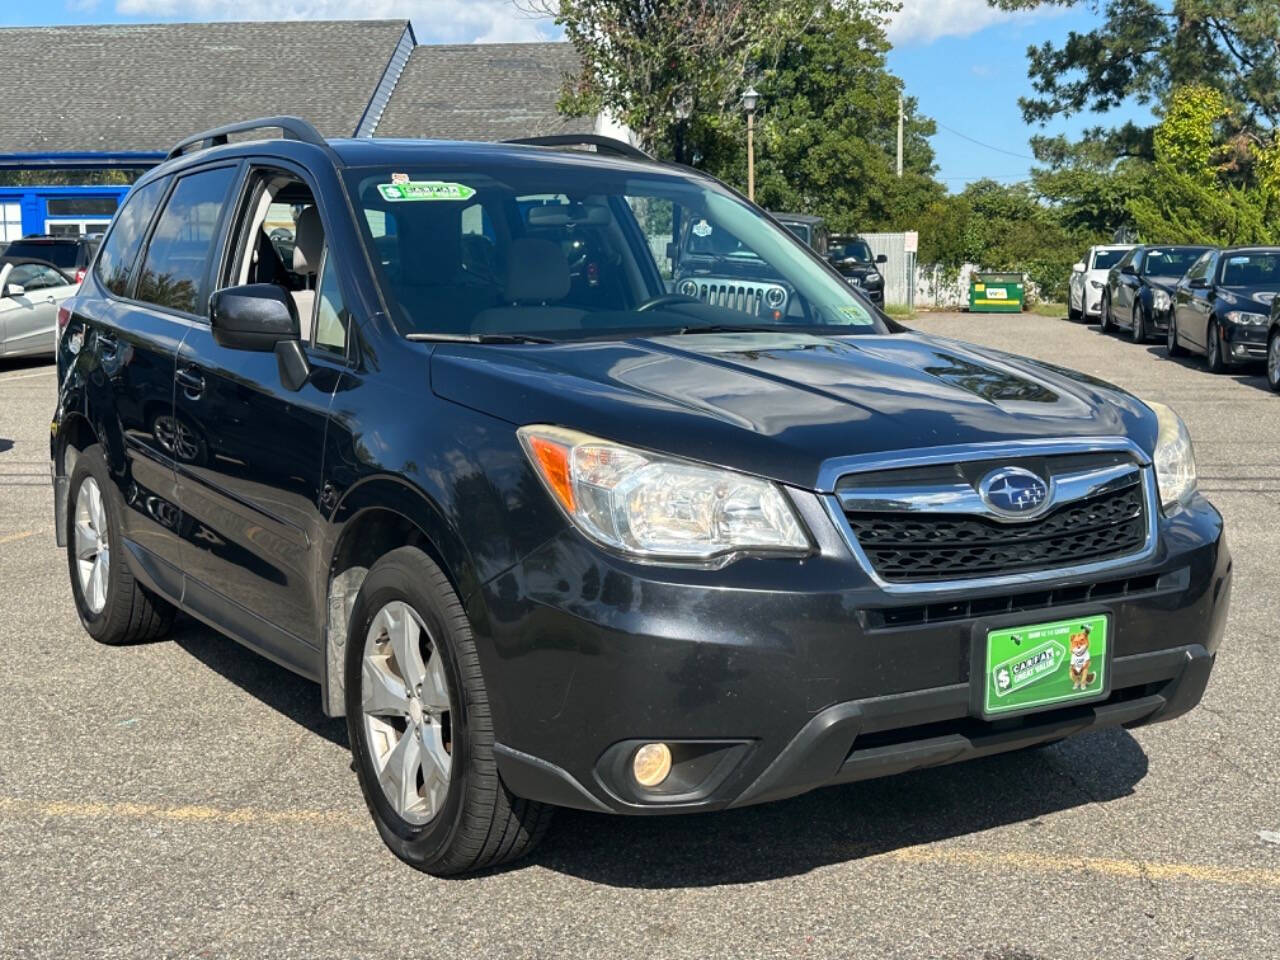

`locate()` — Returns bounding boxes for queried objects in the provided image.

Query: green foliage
[691,1,938,231]
[544,0,819,151]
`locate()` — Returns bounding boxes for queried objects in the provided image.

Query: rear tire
[1099,294,1112,333]
[66,444,175,645]
[345,546,553,876]
[1206,320,1227,373]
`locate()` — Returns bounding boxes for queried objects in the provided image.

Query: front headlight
[518,425,809,563]
[1152,289,1172,311]
[1147,402,1197,510]
[1224,310,1268,326]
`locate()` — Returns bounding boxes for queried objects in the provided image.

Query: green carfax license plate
[982,614,1109,717]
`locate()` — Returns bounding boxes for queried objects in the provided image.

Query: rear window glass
[96,179,168,296]
[5,240,77,269]
[136,167,237,315]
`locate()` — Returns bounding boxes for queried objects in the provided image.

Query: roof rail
[167,116,329,161]
[503,134,654,162]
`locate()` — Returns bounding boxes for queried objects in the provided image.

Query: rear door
[74,174,190,595]
[171,161,347,672]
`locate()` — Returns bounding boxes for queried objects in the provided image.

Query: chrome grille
[832,450,1154,588]
[678,278,788,317]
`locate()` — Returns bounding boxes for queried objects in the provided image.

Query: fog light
[632,743,672,787]
[1233,344,1248,357]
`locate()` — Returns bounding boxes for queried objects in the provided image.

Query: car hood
[1218,285,1278,313]
[430,331,1157,490]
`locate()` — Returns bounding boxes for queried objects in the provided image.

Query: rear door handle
[175,366,206,399]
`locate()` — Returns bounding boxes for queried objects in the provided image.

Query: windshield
[1091,249,1127,270]
[1219,251,1280,286]
[832,240,874,263]
[1143,247,1207,277]
[346,163,882,341]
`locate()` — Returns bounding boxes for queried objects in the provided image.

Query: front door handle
[175,366,206,399]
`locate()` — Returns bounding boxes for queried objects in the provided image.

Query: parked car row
[1080,243,1280,392]
[771,212,887,306]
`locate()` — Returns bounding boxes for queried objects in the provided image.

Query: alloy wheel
[360,601,453,825]
[73,477,110,615]
[1132,305,1144,342]
[1208,324,1221,369]
[1268,333,1280,389]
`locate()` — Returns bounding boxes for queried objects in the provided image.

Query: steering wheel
[635,293,703,312]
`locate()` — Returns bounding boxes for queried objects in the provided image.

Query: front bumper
[1220,322,1268,362]
[474,494,1229,815]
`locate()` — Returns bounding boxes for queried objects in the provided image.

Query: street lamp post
[741,86,760,203]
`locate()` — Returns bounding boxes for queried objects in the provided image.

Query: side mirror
[1189,277,1209,289]
[876,253,888,264]
[210,283,299,351]
[3,283,24,298]
[1073,262,1086,273]
[1120,264,1136,275]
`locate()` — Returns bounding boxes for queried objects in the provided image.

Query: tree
[691,0,940,231]
[989,0,1280,141]
[527,0,819,153]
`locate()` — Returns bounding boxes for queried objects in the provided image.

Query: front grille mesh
[687,280,784,316]
[844,473,1147,583]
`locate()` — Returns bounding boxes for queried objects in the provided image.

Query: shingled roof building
[0,20,608,242]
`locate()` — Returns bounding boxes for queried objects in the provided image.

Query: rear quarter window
[95,178,169,297]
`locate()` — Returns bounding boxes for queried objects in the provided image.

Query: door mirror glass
[209,283,300,351]
[3,283,24,298]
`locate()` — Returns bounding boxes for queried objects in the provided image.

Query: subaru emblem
[979,467,1051,518]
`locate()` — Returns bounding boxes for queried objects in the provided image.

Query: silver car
[0,259,78,357]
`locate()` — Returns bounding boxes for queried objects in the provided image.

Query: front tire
[1099,293,1112,333]
[66,444,175,645]
[345,546,552,876]
[1267,329,1280,392]
[1132,304,1147,343]
[1206,320,1227,373]
[1167,314,1187,357]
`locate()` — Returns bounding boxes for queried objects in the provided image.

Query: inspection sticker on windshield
[377,180,476,202]
[982,614,1108,717]
[836,305,875,325]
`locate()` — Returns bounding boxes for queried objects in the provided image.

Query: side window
[95,177,167,297]
[312,252,350,356]
[1186,253,1210,283]
[9,264,65,290]
[136,166,237,315]
[624,195,675,280]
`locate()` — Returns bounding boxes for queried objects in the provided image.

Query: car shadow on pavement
[0,356,54,375]
[171,616,348,749]
[529,729,1148,888]
[1143,344,1271,391]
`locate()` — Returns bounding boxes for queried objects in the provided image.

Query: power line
[934,121,1037,160]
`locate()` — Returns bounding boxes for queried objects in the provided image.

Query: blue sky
[4,1,1149,192]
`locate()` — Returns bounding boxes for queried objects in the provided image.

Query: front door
[171,164,348,671]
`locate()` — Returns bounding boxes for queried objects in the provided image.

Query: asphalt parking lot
[1,312,1278,960]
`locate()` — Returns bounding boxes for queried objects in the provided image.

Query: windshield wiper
[671,323,782,335]
[406,332,554,345]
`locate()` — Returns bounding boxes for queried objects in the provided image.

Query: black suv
[52,118,1230,876]
[3,234,101,282]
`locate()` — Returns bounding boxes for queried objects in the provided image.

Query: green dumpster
[969,272,1025,313]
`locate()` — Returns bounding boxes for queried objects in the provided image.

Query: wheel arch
[320,475,478,718]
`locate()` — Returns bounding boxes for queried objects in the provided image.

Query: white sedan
[1068,244,1135,322]
[0,259,78,358]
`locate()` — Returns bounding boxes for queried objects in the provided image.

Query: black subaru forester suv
[51,118,1230,875]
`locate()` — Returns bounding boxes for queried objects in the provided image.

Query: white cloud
[886,0,1035,45]
[111,0,557,44]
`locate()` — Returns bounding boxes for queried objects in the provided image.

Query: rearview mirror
[3,283,24,298]
[210,283,299,352]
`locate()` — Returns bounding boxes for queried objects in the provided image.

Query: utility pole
[896,94,904,179]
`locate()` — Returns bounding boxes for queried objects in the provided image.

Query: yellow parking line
[0,795,1276,888]
[0,530,35,545]
[886,846,1280,889]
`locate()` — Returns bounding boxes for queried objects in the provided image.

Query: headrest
[292,205,324,276]
[505,237,570,304]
